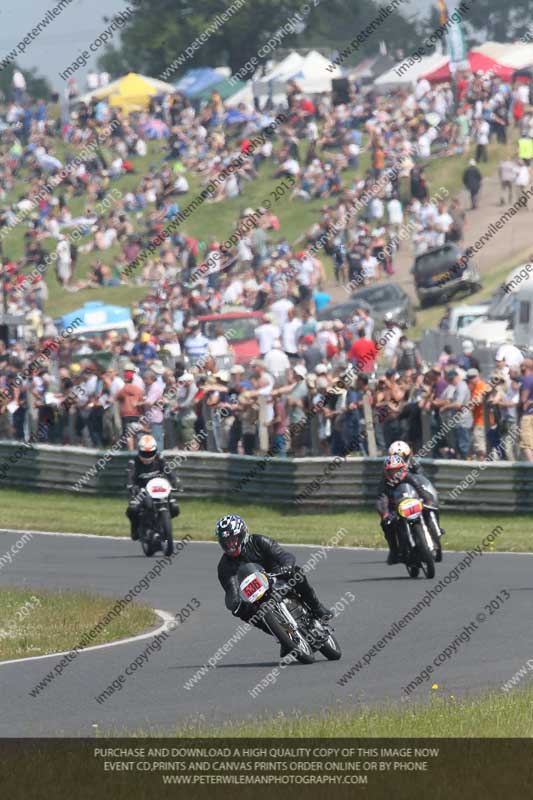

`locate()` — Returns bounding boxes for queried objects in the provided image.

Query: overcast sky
[0,0,429,91]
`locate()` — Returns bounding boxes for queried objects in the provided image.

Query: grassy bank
[0,488,527,551]
[0,587,155,661]
[162,688,533,738]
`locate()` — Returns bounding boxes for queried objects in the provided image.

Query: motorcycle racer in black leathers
[126,434,180,540]
[216,514,333,651]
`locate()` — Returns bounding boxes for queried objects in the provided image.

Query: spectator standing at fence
[466,368,488,460]
[458,340,480,372]
[116,368,145,450]
[237,392,258,455]
[174,372,197,448]
[519,359,533,462]
[496,374,521,461]
[271,390,288,457]
[462,160,482,210]
[442,369,473,459]
[287,365,308,456]
[143,369,165,451]
[495,343,524,375]
[264,339,290,385]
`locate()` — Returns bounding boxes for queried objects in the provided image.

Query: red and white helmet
[384,454,407,485]
[388,440,412,460]
[138,434,157,464]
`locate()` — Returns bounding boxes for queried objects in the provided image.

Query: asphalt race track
[0,530,531,736]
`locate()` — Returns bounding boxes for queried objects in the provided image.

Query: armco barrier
[0,442,532,512]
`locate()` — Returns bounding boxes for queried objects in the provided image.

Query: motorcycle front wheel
[412,520,435,579]
[160,509,174,557]
[263,610,315,664]
[428,511,442,562]
[319,632,342,660]
[141,536,157,557]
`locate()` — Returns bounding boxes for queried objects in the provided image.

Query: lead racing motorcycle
[237,563,342,664]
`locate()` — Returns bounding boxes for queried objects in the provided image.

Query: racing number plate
[243,577,263,598]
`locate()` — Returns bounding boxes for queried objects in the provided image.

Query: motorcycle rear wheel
[263,610,315,664]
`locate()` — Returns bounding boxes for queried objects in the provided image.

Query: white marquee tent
[474,41,533,70]
[374,52,448,89]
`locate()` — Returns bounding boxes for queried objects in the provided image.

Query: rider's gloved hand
[277,565,295,577]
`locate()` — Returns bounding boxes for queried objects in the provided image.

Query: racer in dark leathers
[377,454,433,565]
[126,434,180,540]
[216,514,332,651]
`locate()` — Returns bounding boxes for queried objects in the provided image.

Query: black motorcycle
[137,477,175,557]
[392,482,436,579]
[237,563,341,664]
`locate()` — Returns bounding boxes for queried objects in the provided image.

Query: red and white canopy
[424,50,516,83]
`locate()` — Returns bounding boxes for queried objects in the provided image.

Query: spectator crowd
[1,58,533,464]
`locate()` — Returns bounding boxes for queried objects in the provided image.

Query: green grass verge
[160,689,533,738]
[0,587,155,661]
[0,488,525,551]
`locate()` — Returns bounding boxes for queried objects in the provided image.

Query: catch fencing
[0,442,532,512]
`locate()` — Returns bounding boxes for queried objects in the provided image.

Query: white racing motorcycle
[137,477,174,557]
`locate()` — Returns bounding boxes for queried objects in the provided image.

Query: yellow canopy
[80,73,175,112]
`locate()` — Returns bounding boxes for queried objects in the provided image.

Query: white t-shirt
[297,258,314,287]
[271,298,294,327]
[282,158,300,175]
[208,335,230,356]
[255,322,280,355]
[435,211,453,233]
[362,255,378,280]
[222,279,243,304]
[281,318,302,354]
[264,348,290,378]
[387,198,403,225]
[476,120,490,145]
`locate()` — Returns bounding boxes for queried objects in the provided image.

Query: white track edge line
[0,527,529,556]
[0,608,175,668]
